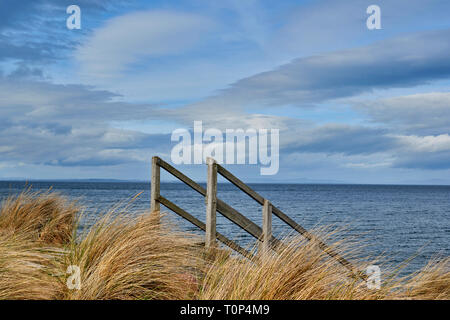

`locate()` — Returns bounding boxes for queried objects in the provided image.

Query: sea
[1,181,448,275]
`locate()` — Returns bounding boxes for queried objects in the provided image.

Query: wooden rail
[151,156,364,279]
[157,195,254,260]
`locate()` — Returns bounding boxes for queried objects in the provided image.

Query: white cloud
[76,10,214,78]
[395,134,450,153]
[275,0,450,58]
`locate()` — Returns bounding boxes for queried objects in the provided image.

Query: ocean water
[1,181,449,275]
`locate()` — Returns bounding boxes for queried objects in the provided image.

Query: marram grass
[0,190,448,300]
[63,212,203,300]
[0,190,76,245]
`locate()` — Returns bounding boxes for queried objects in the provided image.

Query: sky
[0,0,449,184]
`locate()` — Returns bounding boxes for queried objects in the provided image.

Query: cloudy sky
[0,0,449,184]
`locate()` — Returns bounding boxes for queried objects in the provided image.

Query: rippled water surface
[1,181,449,274]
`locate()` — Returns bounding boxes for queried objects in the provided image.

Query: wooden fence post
[261,199,272,255]
[150,157,160,217]
[206,157,218,248]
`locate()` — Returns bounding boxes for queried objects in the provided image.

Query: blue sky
[0,0,450,184]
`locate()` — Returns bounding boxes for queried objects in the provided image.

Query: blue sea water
[1,181,449,275]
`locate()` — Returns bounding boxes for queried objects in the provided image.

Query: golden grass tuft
[401,258,450,299]
[198,230,450,300]
[0,233,65,299]
[199,231,366,300]
[0,190,77,245]
[0,190,448,300]
[63,212,203,300]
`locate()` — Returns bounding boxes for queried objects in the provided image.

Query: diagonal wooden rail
[150,156,365,280]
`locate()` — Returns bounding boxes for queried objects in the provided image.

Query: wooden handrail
[217,165,265,204]
[151,156,271,258]
[216,159,360,277]
[152,157,269,243]
[205,158,218,248]
[151,156,365,280]
[158,195,255,260]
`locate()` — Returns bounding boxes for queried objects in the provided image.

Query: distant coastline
[0,179,449,186]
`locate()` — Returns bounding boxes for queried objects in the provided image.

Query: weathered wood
[158,195,204,231]
[157,195,254,260]
[150,156,160,214]
[217,161,360,277]
[261,199,272,255]
[216,200,262,240]
[152,156,362,279]
[155,156,206,196]
[216,199,283,249]
[155,157,272,245]
[206,158,218,248]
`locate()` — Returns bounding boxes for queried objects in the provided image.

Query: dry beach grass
[0,190,448,300]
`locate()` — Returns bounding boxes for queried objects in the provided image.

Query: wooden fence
[150,156,364,279]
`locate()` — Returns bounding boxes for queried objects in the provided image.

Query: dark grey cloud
[161,28,450,175]
[355,92,450,135]
[0,78,159,124]
[0,74,448,173]
[0,123,170,167]
[189,29,450,111]
[0,120,171,167]
[393,151,450,170]
[284,125,396,156]
[0,76,168,167]
[280,125,450,170]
